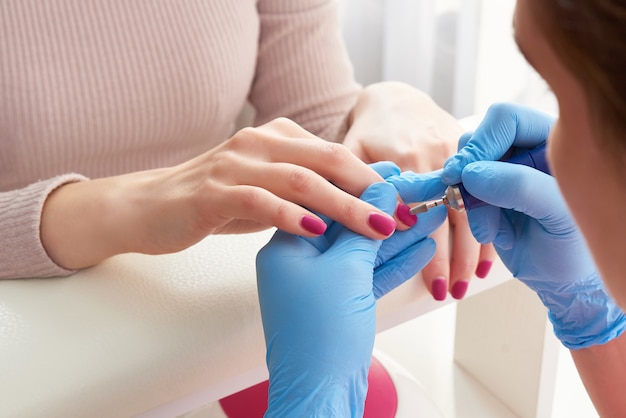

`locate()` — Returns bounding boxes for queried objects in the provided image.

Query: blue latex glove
[367,161,449,298]
[256,181,446,417]
[442,103,626,349]
[316,161,448,298]
[442,102,555,185]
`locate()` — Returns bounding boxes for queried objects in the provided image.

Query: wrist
[40,175,139,269]
[266,365,369,418]
[536,276,626,349]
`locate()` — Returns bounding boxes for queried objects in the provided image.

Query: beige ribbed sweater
[0,0,360,279]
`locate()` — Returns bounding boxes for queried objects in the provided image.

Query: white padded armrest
[0,228,512,418]
[0,231,272,417]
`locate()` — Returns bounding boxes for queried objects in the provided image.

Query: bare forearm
[571,332,626,417]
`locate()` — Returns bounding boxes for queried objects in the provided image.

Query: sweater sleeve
[250,0,361,143]
[0,174,88,279]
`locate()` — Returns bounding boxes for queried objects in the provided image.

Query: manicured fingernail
[396,204,417,227]
[475,260,493,279]
[451,280,469,300]
[431,277,447,301]
[301,215,327,235]
[368,212,396,236]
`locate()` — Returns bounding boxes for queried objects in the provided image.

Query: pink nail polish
[451,281,469,300]
[368,212,396,236]
[475,260,493,279]
[431,278,447,301]
[396,204,417,227]
[301,215,327,235]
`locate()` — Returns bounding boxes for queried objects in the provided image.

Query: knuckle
[319,141,352,165]
[339,197,361,222]
[268,117,298,133]
[488,102,512,118]
[273,116,293,126]
[208,151,239,180]
[237,187,264,212]
[230,127,256,149]
[286,166,315,194]
[270,201,291,225]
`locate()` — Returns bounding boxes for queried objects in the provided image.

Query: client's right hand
[41,118,398,270]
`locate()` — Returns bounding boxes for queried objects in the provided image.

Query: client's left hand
[344,81,496,301]
[257,177,446,417]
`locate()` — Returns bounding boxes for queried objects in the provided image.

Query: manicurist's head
[513,0,626,306]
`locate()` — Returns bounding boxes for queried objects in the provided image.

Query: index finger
[442,103,554,185]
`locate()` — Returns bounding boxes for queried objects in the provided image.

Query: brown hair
[529,1,626,156]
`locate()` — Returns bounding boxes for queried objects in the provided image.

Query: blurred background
[339,0,557,118]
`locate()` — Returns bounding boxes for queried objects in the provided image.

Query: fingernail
[301,215,327,235]
[368,212,396,236]
[475,260,493,279]
[396,204,417,227]
[431,277,447,301]
[451,280,469,300]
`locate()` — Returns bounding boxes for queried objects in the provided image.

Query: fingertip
[431,276,448,301]
[368,211,397,237]
[396,203,417,227]
[421,247,450,301]
[475,260,493,279]
[457,131,473,151]
[300,215,327,235]
[451,280,469,300]
[441,157,463,185]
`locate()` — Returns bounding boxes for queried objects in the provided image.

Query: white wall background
[338,0,556,119]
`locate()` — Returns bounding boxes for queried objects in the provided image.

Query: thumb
[443,103,554,184]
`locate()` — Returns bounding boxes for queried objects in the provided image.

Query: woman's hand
[343,81,496,300]
[40,118,398,270]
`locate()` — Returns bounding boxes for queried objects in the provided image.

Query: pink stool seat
[219,357,398,417]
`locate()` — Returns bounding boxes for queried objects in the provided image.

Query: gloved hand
[442,102,555,185]
[364,161,449,298]
[442,103,626,349]
[256,180,446,417]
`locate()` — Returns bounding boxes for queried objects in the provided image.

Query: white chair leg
[455,280,560,417]
[454,280,560,418]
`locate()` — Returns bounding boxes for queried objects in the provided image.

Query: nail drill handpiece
[410,142,550,215]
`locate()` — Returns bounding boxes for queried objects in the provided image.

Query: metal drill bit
[410,199,446,215]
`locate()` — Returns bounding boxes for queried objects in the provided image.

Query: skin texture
[515,0,626,415]
[345,81,496,300]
